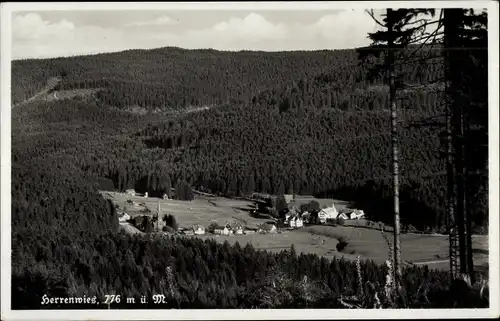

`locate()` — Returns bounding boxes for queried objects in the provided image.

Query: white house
[294,216,304,228]
[318,204,339,224]
[193,225,206,235]
[349,209,365,220]
[126,189,136,196]
[214,225,231,235]
[118,213,130,222]
[287,214,303,228]
[144,192,148,198]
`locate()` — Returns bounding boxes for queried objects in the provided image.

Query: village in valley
[108,188,367,238]
[101,187,489,270]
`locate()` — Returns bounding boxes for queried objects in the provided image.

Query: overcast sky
[11,9,385,59]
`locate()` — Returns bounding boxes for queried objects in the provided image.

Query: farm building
[233,226,244,235]
[337,212,349,220]
[287,215,304,228]
[244,227,258,234]
[318,204,339,224]
[294,216,304,228]
[228,222,244,235]
[118,213,130,222]
[214,225,231,235]
[349,209,365,220]
[193,225,206,235]
[339,208,365,220]
[126,189,136,196]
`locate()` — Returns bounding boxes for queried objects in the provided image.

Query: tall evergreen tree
[359,8,439,286]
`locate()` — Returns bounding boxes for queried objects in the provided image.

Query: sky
[10,9,384,59]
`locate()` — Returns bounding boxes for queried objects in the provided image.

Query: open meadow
[101,191,269,228]
[195,225,488,272]
[102,191,488,273]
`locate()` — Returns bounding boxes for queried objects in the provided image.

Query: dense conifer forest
[11,45,488,309]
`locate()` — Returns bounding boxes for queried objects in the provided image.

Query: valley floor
[102,191,489,272]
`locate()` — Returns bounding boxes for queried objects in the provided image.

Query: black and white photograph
[1,1,498,320]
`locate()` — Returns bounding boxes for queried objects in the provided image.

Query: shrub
[163,214,179,231]
[336,237,349,252]
[307,200,321,212]
[337,217,346,226]
[326,218,337,226]
[208,222,218,233]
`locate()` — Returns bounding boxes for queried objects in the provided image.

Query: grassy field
[287,196,353,211]
[102,191,488,272]
[101,191,269,229]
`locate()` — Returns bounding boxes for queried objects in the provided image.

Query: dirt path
[13,77,61,108]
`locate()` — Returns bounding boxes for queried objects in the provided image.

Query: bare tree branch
[366,9,386,28]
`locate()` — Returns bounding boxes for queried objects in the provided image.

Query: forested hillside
[11,43,489,309]
[15,99,486,309]
[11,45,487,231]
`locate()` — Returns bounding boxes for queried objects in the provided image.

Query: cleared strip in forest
[13,77,62,108]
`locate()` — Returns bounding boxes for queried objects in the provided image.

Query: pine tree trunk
[443,9,459,279]
[444,9,473,281]
[387,9,402,285]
